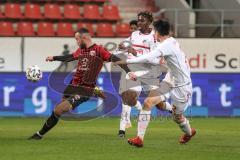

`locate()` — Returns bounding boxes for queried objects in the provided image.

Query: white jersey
[127,37,191,86]
[119,30,164,78]
[127,30,156,58]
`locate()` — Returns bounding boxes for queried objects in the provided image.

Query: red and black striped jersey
[71,44,111,87]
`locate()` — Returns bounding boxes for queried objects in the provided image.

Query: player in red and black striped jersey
[28,28,134,140]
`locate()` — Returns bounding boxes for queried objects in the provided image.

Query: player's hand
[118,43,127,50]
[114,60,127,65]
[127,47,137,56]
[127,72,137,81]
[46,56,54,62]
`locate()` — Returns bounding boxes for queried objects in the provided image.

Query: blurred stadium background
[0,0,240,160]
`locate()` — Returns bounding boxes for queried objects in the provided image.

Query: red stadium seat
[57,23,74,37]
[24,3,42,19]
[4,3,23,19]
[0,22,15,36]
[37,22,55,36]
[83,4,100,20]
[115,23,130,37]
[0,10,4,19]
[0,14,4,19]
[77,23,94,36]
[63,4,81,19]
[102,5,120,20]
[17,22,35,36]
[44,3,62,19]
[96,23,114,37]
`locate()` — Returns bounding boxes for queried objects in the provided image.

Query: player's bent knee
[155,101,165,110]
[121,90,138,106]
[54,99,73,116]
[143,98,153,110]
[54,106,64,116]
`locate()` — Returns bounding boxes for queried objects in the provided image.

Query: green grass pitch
[0,117,240,160]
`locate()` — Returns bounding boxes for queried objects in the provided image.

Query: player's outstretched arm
[110,54,130,73]
[113,60,127,65]
[127,46,162,64]
[45,54,75,62]
[110,55,136,81]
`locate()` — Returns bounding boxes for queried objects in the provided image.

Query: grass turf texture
[0,117,240,160]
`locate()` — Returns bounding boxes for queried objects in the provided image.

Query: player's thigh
[143,79,172,97]
[119,74,142,95]
[141,78,160,93]
[119,73,142,106]
[171,84,192,114]
[144,90,163,108]
[68,95,90,110]
[55,95,89,114]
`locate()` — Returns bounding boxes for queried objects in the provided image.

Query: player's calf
[172,111,196,143]
[173,113,191,135]
[119,103,132,137]
[29,95,89,140]
[28,111,59,140]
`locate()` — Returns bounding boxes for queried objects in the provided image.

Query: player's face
[154,30,161,41]
[154,30,162,42]
[75,32,87,49]
[137,15,150,31]
[130,24,138,33]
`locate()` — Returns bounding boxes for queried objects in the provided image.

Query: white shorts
[119,72,160,95]
[157,82,192,114]
[171,83,192,114]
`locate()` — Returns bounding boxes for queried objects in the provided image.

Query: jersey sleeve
[126,42,172,64]
[99,46,111,61]
[72,48,81,59]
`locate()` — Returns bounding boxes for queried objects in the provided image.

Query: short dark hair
[63,44,68,49]
[129,20,137,26]
[153,20,170,36]
[76,28,89,34]
[137,11,153,23]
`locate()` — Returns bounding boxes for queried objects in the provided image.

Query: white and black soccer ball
[122,40,132,48]
[26,65,42,82]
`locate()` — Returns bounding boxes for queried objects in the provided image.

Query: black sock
[39,111,59,136]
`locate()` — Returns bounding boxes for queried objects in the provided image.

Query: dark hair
[153,20,170,36]
[137,11,153,23]
[129,20,138,26]
[76,28,89,34]
[63,44,68,49]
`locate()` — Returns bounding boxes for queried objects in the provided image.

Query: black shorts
[62,85,94,109]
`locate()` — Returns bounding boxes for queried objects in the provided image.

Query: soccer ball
[122,40,132,48]
[26,65,42,82]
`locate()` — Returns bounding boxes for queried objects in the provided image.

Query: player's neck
[159,35,170,42]
[85,41,94,48]
[140,28,151,34]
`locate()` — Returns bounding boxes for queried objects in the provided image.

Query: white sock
[165,101,172,112]
[179,118,192,135]
[120,104,132,131]
[137,110,151,140]
[135,100,142,110]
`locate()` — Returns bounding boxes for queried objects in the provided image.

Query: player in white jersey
[116,11,172,137]
[115,20,196,147]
